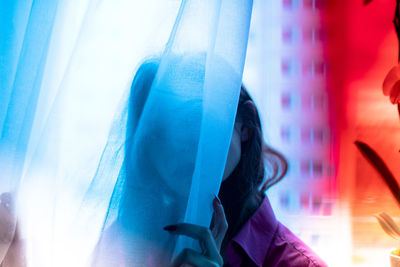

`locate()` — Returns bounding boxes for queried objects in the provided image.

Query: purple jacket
[225,197,328,267]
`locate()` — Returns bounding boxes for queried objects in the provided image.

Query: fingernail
[214,194,221,205]
[163,225,177,231]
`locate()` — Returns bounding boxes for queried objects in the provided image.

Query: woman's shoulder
[267,222,328,267]
[225,196,327,267]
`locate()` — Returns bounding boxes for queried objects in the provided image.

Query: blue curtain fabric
[0,0,253,266]
[0,0,60,192]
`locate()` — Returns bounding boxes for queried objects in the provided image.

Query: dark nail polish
[214,194,221,205]
[163,225,177,231]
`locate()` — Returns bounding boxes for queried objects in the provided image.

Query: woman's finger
[164,223,222,265]
[211,195,228,250]
[171,248,219,267]
[0,192,17,265]
[0,193,16,244]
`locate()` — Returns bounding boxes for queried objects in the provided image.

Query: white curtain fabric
[0,0,253,266]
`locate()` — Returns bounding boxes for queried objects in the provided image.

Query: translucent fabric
[0,0,60,196]
[1,0,253,266]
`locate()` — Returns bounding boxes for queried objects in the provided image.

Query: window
[283,0,300,9]
[281,92,291,109]
[302,60,326,77]
[281,58,300,76]
[282,26,300,44]
[302,0,326,9]
[302,93,326,110]
[302,27,327,43]
[301,126,327,144]
[311,197,322,214]
[280,126,292,142]
[300,159,324,177]
[312,160,323,176]
[300,192,310,209]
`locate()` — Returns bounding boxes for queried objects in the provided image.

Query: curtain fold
[0,0,60,192]
[1,0,253,266]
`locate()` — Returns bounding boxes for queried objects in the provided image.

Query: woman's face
[222,121,242,181]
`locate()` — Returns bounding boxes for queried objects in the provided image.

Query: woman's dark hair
[237,85,288,192]
[219,85,288,248]
[123,56,288,251]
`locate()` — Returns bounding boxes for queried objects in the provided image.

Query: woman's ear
[241,126,250,142]
[240,100,256,142]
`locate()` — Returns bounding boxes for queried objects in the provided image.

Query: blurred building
[242,0,351,265]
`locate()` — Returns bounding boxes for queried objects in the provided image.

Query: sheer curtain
[0,0,253,266]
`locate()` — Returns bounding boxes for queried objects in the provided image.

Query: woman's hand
[164,195,228,267]
[0,193,16,262]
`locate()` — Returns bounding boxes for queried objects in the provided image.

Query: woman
[92,55,327,267]
[0,55,326,267]
[165,86,328,267]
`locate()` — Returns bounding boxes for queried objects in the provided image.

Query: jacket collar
[226,196,278,266]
